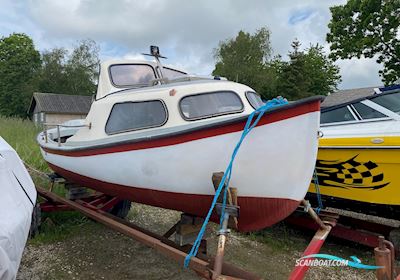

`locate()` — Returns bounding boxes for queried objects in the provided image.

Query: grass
[0,116,91,244]
[0,116,48,172]
[245,222,308,252]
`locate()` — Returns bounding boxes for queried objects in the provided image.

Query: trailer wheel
[389,228,400,260]
[109,199,131,219]
[29,204,41,238]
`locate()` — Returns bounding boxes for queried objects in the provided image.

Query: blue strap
[313,168,323,214]
[184,97,288,268]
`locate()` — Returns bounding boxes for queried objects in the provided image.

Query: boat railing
[43,123,91,146]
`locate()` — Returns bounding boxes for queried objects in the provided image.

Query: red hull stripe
[48,163,301,232]
[42,100,319,157]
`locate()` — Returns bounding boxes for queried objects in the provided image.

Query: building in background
[28,92,92,125]
[321,86,379,108]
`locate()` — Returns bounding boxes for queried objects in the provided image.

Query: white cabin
[47,59,263,147]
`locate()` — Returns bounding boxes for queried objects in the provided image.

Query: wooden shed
[28,92,92,125]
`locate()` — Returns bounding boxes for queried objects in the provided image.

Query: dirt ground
[18,203,379,280]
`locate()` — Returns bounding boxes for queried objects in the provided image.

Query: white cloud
[336,58,383,89]
[0,0,385,89]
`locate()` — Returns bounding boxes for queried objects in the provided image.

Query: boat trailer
[286,207,400,280]
[31,171,399,279]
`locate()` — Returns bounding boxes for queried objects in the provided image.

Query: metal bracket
[215,203,239,218]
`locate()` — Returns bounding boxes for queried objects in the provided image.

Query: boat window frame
[105,99,169,135]
[108,63,158,89]
[320,117,394,127]
[350,101,390,121]
[321,103,393,127]
[178,90,244,121]
[360,99,400,120]
[349,104,362,120]
[162,67,187,78]
[320,105,359,125]
[245,91,264,109]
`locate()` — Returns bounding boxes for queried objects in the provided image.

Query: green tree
[38,39,99,96]
[276,40,341,100]
[212,27,274,96]
[64,39,100,95]
[0,33,41,117]
[304,44,341,96]
[38,48,68,94]
[327,0,400,85]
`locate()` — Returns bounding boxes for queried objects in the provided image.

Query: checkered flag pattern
[314,155,389,190]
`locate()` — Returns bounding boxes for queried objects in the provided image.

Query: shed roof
[28,92,92,116]
[321,86,379,108]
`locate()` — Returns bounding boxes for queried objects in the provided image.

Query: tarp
[0,137,36,280]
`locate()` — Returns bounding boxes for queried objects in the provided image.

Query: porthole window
[179,91,243,120]
[106,100,167,134]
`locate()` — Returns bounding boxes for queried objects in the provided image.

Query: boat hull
[40,99,321,232]
[309,137,400,207]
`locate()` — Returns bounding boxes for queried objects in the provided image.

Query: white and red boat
[38,48,322,232]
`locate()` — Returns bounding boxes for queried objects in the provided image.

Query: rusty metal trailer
[35,185,400,279]
[37,185,262,279]
[34,179,339,280]
[285,208,400,257]
[29,165,399,280]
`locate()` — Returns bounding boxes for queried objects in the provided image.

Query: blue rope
[313,168,323,214]
[184,97,288,268]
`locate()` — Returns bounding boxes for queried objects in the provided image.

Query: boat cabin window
[105,100,167,134]
[370,92,400,114]
[246,92,264,109]
[180,91,243,120]
[352,102,386,119]
[109,64,156,87]
[162,67,187,79]
[321,106,356,124]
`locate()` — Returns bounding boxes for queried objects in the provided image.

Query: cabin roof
[28,92,92,116]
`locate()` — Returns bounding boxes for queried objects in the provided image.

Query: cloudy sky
[0,0,383,90]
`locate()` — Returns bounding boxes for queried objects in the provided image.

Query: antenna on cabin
[142,46,167,79]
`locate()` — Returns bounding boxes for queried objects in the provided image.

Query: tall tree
[38,48,68,94]
[303,44,341,96]
[276,40,341,100]
[212,27,274,95]
[64,39,100,95]
[327,0,400,85]
[276,40,310,100]
[38,39,100,96]
[0,33,41,117]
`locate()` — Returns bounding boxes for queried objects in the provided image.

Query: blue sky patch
[289,9,314,25]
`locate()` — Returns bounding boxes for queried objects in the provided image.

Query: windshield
[110,64,156,87]
[163,67,187,79]
[370,92,400,114]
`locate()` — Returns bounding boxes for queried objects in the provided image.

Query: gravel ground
[17,204,381,279]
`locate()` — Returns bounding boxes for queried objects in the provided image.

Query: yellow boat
[308,85,400,218]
